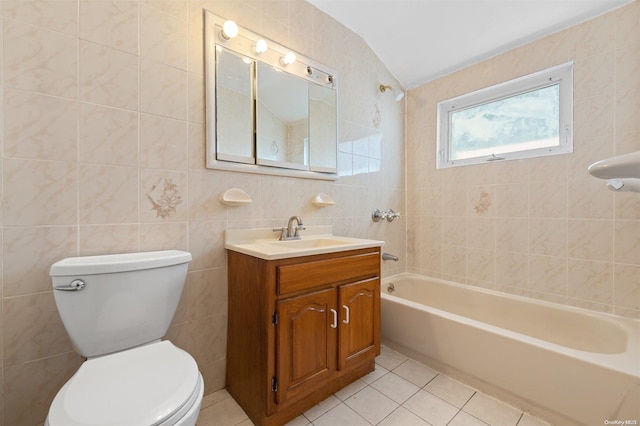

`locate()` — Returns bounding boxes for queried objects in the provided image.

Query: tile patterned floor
[197,346,552,426]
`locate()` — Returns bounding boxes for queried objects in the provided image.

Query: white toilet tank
[50,250,192,358]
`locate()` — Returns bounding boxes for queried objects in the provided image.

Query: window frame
[436,62,573,169]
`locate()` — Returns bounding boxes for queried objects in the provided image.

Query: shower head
[379,84,404,101]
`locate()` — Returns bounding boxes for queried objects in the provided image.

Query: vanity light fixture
[379,84,404,101]
[280,51,296,66]
[220,20,239,40]
[255,39,268,54]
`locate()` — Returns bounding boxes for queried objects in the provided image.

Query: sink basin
[224,226,385,260]
[267,238,353,249]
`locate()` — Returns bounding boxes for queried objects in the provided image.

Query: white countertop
[225,226,385,260]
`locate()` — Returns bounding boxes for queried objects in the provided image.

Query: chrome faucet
[273,216,306,240]
[287,216,305,240]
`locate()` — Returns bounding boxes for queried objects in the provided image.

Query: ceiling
[305,0,633,89]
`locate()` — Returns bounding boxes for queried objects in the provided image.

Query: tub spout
[382,253,398,261]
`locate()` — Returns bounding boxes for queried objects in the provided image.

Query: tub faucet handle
[386,209,400,222]
[372,208,401,223]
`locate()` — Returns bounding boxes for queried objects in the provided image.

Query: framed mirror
[204,10,338,180]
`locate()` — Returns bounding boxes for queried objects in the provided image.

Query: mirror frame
[204,10,338,180]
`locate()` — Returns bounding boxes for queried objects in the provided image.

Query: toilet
[46,250,204,426]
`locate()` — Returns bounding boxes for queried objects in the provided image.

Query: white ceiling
[305,0,633,89]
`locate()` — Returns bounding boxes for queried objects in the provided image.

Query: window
[436,62,573,169]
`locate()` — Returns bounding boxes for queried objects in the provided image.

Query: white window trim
[436,62,573,169]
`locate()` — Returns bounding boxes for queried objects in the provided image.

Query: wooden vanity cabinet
[226,246,381,426]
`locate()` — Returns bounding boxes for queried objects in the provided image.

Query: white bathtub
[381,273,640,426]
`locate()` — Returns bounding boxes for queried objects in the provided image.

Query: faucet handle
[386,209,401,222]
[293,224,306,237]
[272,227,287,240]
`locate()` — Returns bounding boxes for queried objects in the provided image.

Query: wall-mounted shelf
[312,193,335,207]
[220,188,252,206]
[588,151,640,179]
[588,151,640,193]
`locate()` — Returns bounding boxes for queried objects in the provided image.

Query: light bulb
[255,39,268,54]
[281,51,296,66]
[221,20,238,40]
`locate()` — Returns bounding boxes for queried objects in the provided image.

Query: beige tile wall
[0,0,405,424]
[406,1,639,318]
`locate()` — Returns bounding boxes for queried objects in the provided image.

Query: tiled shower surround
[0,1,637,425]
[406,1,639,318]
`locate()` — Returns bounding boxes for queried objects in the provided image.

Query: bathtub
[381,273,640,426]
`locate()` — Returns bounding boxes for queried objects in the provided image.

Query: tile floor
[197,346,552,426]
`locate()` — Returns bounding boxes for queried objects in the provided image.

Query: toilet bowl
[46,251,203,426]
[46,341,203,426]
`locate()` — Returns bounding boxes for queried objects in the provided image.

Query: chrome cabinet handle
[330,309,337,328]
[342,305,350,324]
[54,279,86,291]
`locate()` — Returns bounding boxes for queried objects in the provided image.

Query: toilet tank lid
[50,250,192,276]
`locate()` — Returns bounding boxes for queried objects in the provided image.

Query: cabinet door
[276,288,337,405]
[338,278,380,371]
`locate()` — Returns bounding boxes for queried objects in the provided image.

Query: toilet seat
[47,341,201,426]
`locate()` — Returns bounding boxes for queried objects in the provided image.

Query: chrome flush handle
[54,279,86,291]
